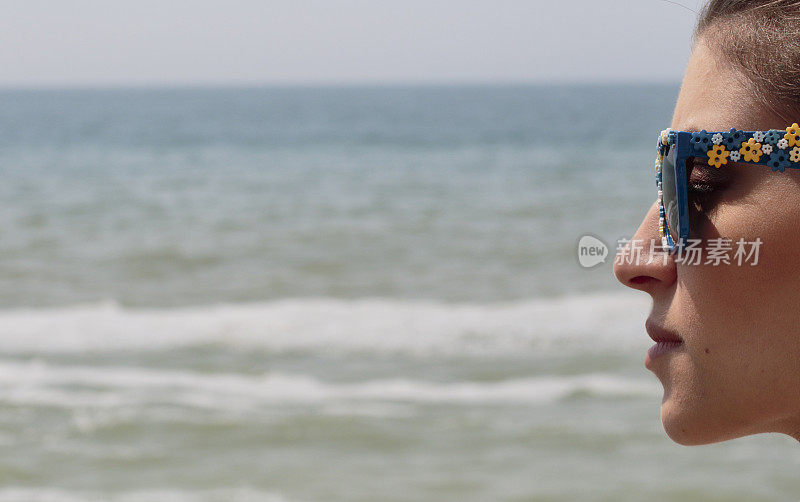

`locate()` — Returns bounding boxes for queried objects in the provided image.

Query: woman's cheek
[693,194,800,414]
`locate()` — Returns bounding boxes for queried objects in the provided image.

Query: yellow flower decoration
[791,146,800,163]
[739,138,763,162]
[785,123,800,147]
[707,144,729,168]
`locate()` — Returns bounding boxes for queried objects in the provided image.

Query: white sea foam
[0,292,650,355]
[0,360,658,411]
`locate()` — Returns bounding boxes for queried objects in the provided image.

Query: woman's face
[614,38,800,445]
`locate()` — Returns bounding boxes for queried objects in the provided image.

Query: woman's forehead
[671,40,768,132]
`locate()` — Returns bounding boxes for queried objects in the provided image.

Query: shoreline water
[3,85,799,501]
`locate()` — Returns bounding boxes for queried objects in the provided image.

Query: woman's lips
[645,319,683,343]
[644,319,684,367]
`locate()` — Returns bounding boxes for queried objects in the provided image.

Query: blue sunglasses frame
[656,124,800,252]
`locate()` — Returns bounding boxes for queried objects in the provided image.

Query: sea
[1,85,798,501]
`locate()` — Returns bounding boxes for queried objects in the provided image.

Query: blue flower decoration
[722,128,745,151]
[690,130,711,153]
[764,129,783,145]
[767,152,790,172]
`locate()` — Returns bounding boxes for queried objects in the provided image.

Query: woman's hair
[696,0,800,118]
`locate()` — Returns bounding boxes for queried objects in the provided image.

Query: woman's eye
[688,180,715,196]
[688,183,715,212]
[685,158,731,215]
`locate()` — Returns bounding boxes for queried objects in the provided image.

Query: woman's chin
[661,403,708,445]
[660,395,737,446]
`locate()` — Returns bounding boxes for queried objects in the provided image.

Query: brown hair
[695,0,800,119]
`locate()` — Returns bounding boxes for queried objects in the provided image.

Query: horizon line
[0,79,682,91]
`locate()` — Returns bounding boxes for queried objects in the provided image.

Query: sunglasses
[656,123,800,252]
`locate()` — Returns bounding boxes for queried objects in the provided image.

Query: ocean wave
[0,293,650,356]
[0,360,658,411]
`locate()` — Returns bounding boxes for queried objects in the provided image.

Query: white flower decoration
[778,138,789,150]
[753,131,766,142]
[712,133,724,145]
[729,151,741,162]
[660,128,671,145]
[761,144,773,155]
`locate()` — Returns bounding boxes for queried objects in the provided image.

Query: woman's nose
[613,202,677,293]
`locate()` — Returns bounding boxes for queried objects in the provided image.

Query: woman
[614,0,800,446]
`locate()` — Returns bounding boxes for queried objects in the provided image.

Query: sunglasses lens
[660,146,680,247]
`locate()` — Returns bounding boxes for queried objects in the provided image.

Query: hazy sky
[0,0,701,86]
